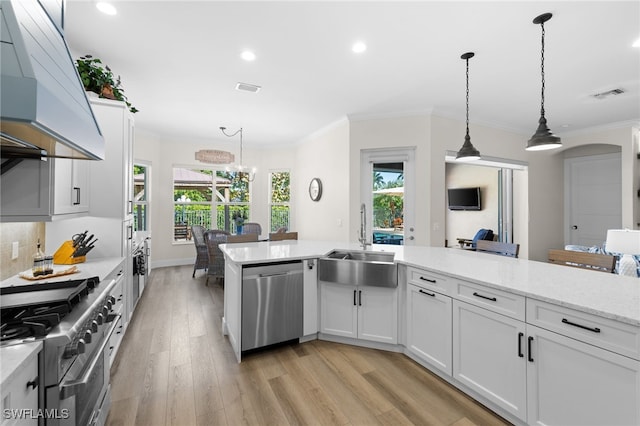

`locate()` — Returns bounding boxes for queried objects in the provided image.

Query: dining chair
[191,225,208,277]
[226,234,259,243]
[204,230,230,285]
[475,240,520,258]
[548,249,615,273]
[269,231,298,241]
[242,222,262,236]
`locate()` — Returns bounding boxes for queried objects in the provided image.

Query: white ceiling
[63,1,640,147]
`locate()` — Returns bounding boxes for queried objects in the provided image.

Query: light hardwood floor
[106,265,511,426]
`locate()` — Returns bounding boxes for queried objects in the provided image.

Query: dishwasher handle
[258,271,301,278]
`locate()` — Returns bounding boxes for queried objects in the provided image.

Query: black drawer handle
[26,377,38,390]
[419,276,436,283]
[528,336,534,362]
[517,332,524,358]
[419,289,436,297]
[562,318,601,333]
[353,290,357,306]
[473,292,497,302]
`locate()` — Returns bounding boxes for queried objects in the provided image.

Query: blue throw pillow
[471,229,494,248]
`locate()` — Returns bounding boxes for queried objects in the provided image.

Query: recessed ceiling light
[96,2,117,15]
[633,38,640,48]
[241,51,256,61]
[352,41,367,54]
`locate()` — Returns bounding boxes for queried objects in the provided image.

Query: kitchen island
[221,240,640,426]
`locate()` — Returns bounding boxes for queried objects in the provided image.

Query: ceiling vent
[591,88,625,100]
[236,82,261,93]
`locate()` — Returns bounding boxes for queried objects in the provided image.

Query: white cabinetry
[1,157,89,221]
[303,259,318,336]
[406,283,452,375]
[452,299,527,421]
[52,158,90,215]
[0,343,40,426]
[87,98,134,323]
[319,282,397,344]
[526,299,640,426]
[88,98,134,221]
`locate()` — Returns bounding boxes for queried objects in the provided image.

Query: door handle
[571,225,578,230]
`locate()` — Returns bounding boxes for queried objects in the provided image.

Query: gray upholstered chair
[204,230,230,285]
[191,225,208,277]
[242,222,262,236]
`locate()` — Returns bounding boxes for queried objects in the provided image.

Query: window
[133,163,149,232]
[173,167,250,241]
[269,171,290,232]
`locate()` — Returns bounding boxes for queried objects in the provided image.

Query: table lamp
[605,229,640,277]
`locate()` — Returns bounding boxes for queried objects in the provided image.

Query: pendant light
[526,13,561,151]
[455,52,481,161]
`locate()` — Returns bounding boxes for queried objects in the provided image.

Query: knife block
[53,240,86,265]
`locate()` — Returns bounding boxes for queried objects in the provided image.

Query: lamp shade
[605,229,640,255]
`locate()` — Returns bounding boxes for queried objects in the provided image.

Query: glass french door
[361,148,416,246]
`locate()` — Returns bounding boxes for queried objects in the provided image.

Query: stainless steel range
[1,269,125,426]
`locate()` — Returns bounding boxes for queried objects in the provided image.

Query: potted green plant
[75,54,139,113]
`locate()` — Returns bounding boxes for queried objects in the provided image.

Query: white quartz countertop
[0,341,41,386]
[0,256,125,289]
[220,241,640,326]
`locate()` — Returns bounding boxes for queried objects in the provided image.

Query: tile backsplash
[0,222,46,281]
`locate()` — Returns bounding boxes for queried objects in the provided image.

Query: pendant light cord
[539,21,546,118]
[465,56,470,136]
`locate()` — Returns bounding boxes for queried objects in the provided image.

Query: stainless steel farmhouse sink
[318,250,397,288]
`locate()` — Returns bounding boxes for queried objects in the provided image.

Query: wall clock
[309,178,322,201]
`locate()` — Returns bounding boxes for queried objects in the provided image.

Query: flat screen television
[447,187,481,210]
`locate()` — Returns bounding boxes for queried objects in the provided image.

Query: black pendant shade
[455,52,481,161]
[527,12,562,151]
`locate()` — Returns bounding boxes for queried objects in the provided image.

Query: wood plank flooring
[106,265,511,426]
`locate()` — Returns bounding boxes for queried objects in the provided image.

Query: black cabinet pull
[358,290,362,306]
[473,292,497,302]
[517,332,524,357]
[562,318,601,333]
[353,290,357,306]
[419,276,436,283]
[527,336,534,362]
[73,187,81,205]
[26,377,38,390]
[419,289,436,297]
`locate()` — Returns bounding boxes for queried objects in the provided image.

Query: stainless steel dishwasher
[242,261,303,351]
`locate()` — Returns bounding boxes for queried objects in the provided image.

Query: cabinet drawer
[455,280,525,320]
[1,347,39,426]
[527,299,640,360]
[407,267,452,295]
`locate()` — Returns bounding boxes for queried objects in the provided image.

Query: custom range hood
[0,0,104,161]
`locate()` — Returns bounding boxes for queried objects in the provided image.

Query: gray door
[565,153,622,247]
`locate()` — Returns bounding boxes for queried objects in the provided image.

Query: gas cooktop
[0,277,99,343]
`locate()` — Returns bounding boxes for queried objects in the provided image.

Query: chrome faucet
[358,203,371,249]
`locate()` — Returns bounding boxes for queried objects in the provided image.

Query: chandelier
[219,126,256,182]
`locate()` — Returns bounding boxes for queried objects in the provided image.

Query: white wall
[294,119,351,241]
[445,163,499,245]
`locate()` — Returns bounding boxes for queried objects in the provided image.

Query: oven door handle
[60,314,121,400]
